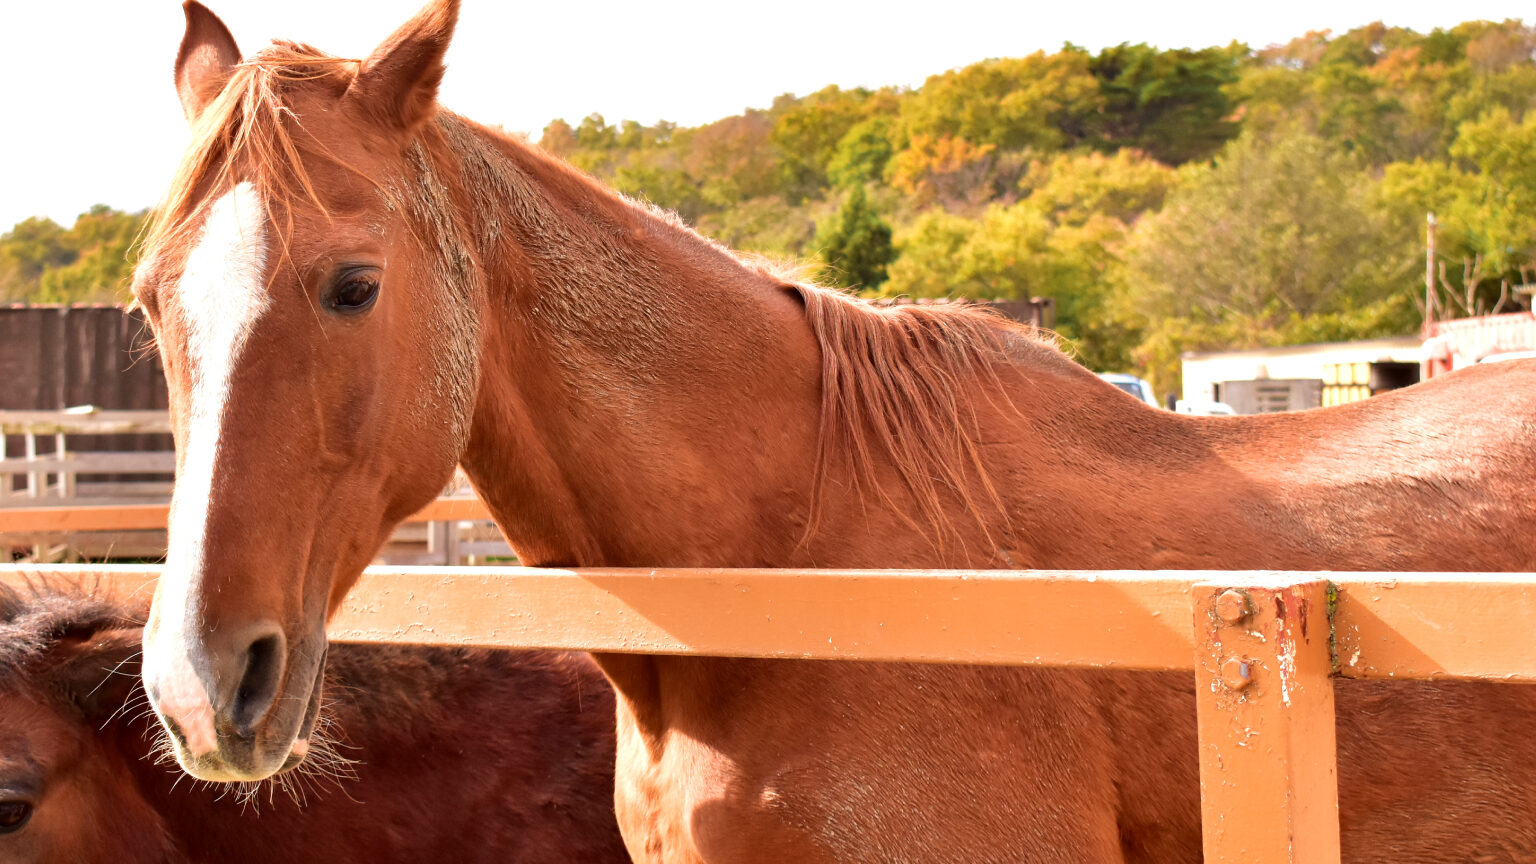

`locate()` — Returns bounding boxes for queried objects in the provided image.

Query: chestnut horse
[0,582,626,864]
[133,1,1536,861]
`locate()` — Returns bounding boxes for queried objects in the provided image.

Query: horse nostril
[231,631,285,735]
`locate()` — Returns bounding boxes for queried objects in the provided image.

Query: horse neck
[436,119,824,567]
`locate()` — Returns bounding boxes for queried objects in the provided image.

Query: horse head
[0,586,175,863]
[136,0,479,781]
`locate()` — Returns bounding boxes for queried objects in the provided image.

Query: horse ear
[174,1,242,125]
[50,628,144,721]
[346,0,460,132]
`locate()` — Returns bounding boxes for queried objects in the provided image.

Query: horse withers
[0,582,626,863]
[134,1,1536,861]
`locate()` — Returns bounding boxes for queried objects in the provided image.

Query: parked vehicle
[1098,373,1160,407]
[1175,399,1237,416]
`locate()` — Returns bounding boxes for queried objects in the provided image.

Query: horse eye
[327,269,381,315]
[0,800,33,834]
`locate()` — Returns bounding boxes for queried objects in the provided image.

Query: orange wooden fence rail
[4,563,1533,864]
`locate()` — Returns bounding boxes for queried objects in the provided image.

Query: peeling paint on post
[1194,578,1341,864]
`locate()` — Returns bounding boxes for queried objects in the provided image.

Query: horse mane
[784,283,1040,555]
[0,581,143,684]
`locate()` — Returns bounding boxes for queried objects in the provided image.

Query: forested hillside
[4,20,1533,394]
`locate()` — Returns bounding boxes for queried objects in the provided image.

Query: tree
[684,111,784,207]
[0,217,73,301]
[1017,150,1176,226]
[816,186,895,290]
[538,119,578,157]
[883,134,1016,210]
[827,116,897,189]
[771,86,897,201]
[1380,108,1536,315]
[881,209,978,298]
[697,196,817,259]
[884,200,1139,371]
[1126,129,1416,391]
[897,49,1102,152]
[1089,43,1243,163]
[0,207,146,304]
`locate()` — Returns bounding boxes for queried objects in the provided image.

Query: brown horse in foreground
[0,583,626,863]
[132,1,1536,861]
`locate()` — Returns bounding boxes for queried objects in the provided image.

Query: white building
[1181,336,1423,414]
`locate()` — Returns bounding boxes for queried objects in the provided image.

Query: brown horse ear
[49,628,144,722]
[346,0,460,132]
[174,1,242,125]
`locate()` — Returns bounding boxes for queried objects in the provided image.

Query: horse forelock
[143,42,361,279]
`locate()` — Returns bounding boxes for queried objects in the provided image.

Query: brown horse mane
[787,283,1032,553]
[0,582,140,684]
[140,41,1061,557]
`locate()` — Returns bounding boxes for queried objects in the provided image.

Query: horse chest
[607,658,1132,864]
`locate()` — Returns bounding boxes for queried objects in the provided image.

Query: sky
[0,0,1531,231]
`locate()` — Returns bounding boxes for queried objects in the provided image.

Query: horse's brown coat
[0,585,627,864]
[134,2,1536,861]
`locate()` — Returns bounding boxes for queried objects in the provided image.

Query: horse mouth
[159,644,328,782]
[276,654,327,775]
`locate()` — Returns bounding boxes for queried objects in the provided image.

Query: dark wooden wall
[0,305,171,458]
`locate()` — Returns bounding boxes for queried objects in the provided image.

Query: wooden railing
[2,562,1530,864]
[0,491,503,565]
[1,409,510,563]
[1,407,174,502]
[0,495,493,533]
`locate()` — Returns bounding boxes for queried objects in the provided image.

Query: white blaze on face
[145,182,270,757]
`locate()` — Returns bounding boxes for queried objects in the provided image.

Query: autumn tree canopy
[6,19,1534,397]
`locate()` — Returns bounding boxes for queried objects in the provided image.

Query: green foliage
[1125,129,1417,391]
[1089,43,1243,163]
[883,180,1145,370]
[520,21,1536,395]
[0,206,145,304]
[1017,150,1176,225]
[0,217,73,300]
[15,17,1520,395]
[772,86,898,201]
[883,135,1023,210]
[815,186,895,290]
[1379,107,1536,314]
[697,196,818,259]
[828,116,897,189]
[897,50,1101,152]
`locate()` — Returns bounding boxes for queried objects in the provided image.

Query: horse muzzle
[142,621,326,782]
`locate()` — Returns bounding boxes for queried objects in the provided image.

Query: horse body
[134,3,1536,862]
[429,115,1536,861]
[0,586,627,864]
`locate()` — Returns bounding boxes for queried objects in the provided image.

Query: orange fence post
[1193,578,1341,864]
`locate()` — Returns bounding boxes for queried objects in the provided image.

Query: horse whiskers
[138,690,360,812]
[100,683,153,731]
[84,650,144,707]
